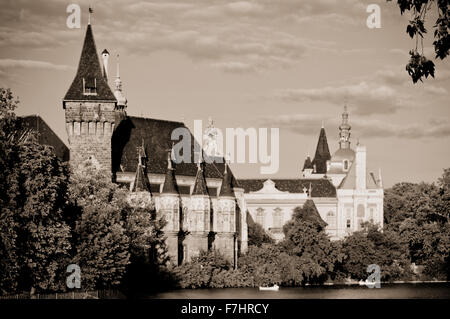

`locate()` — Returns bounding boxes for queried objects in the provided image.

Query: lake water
[146,283,450,299]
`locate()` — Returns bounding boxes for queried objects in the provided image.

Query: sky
[0,0,449,187]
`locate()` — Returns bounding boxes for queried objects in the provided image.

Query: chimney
[101,49,109,80]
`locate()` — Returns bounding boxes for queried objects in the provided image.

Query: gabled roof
[311,127,331,174]
[112,116,240,186]
[192,163,209,195]
[238,178,336,197]
[17,115,69,162]
[63,25,116,102]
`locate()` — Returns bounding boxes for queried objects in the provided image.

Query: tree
[0,88,71,294]
[123,202,171,293]
[341,222,413,281]
[247,218,274,247]
[280,200,340,284]
[67,160,130,290]
[387,0,449,83]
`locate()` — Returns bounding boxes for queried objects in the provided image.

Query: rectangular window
[346,219,351,228]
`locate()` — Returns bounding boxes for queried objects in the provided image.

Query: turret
[302,154,313,177]
[215,162,237,266]
[185,156,210,261]
[101,49,109,80]
[114,54,127,110]
[159,149,181,265]
[63,15,119,173]
[128,140,153,209]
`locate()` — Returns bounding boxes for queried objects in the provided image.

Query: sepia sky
[0,0,449,187]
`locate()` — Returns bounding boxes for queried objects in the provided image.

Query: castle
[60,19,383,267]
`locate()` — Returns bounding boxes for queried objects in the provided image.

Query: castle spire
[130,140,151,193]
[162,148,179,194]
[219,158,234,197]
[114,54,127,108]
[339,105,351,149]
[63,23,116,104]
[192,155,208,195]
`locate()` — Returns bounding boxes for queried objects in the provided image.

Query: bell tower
[63,19,121,173]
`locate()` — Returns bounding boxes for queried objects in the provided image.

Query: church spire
[339,105,351,149]
[114,54,127,109]
[311,125,331,174]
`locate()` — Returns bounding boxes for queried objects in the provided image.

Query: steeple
[339,105,351,149]
[114,54,127,109]
[63,24,116,103]
[130,140,151,192]
[219,162,234,197]
[192,156,208,196]
[311,126,331,174]
[162,149,179,194]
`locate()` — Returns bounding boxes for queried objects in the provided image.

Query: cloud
[271,81,410,115]
[0,59,72,71]
[259,114,450,139]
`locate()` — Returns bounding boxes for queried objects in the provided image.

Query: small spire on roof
[88,6,93,25]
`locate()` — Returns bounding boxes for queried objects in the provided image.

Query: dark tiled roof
[312,127,331,174]
[237,178,336,197]
[63,25,116,102]
[17,115,69,162]
[192,164,209,195]
[112,116,240,185]
[219,164,234,197]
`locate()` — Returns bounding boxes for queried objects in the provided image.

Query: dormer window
[83,77,97,96]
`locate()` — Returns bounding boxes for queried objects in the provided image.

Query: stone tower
[215,163,237,267]
[159,150,181,265]
[185,159,210,261]
[63,23,123,172]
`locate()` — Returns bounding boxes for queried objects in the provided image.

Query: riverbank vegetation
[0,88,448,296]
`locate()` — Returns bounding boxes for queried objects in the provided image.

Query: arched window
[256,208,264,227]
[273,208,283,228]
[343,160,349,170]
[326,211,336,228]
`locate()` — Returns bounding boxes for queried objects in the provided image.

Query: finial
[167,149,173,170]
[208,116,214,128]
[321,120,324,128]
[88,6,93,25]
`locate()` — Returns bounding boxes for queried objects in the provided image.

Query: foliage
[173,250,236,288]
[247,218,274,247]
[67,160,130,290]
[0,88,71,294]
[340,223,412,281]
[280,201,340,284]
[387,0,449,83]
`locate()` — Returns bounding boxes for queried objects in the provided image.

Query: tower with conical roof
[128,140,153,209]
[63,16,123,173]
[214,162,237,266]
[185,156,210,261]
[159,149,181,265]
[311,124,331,174]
